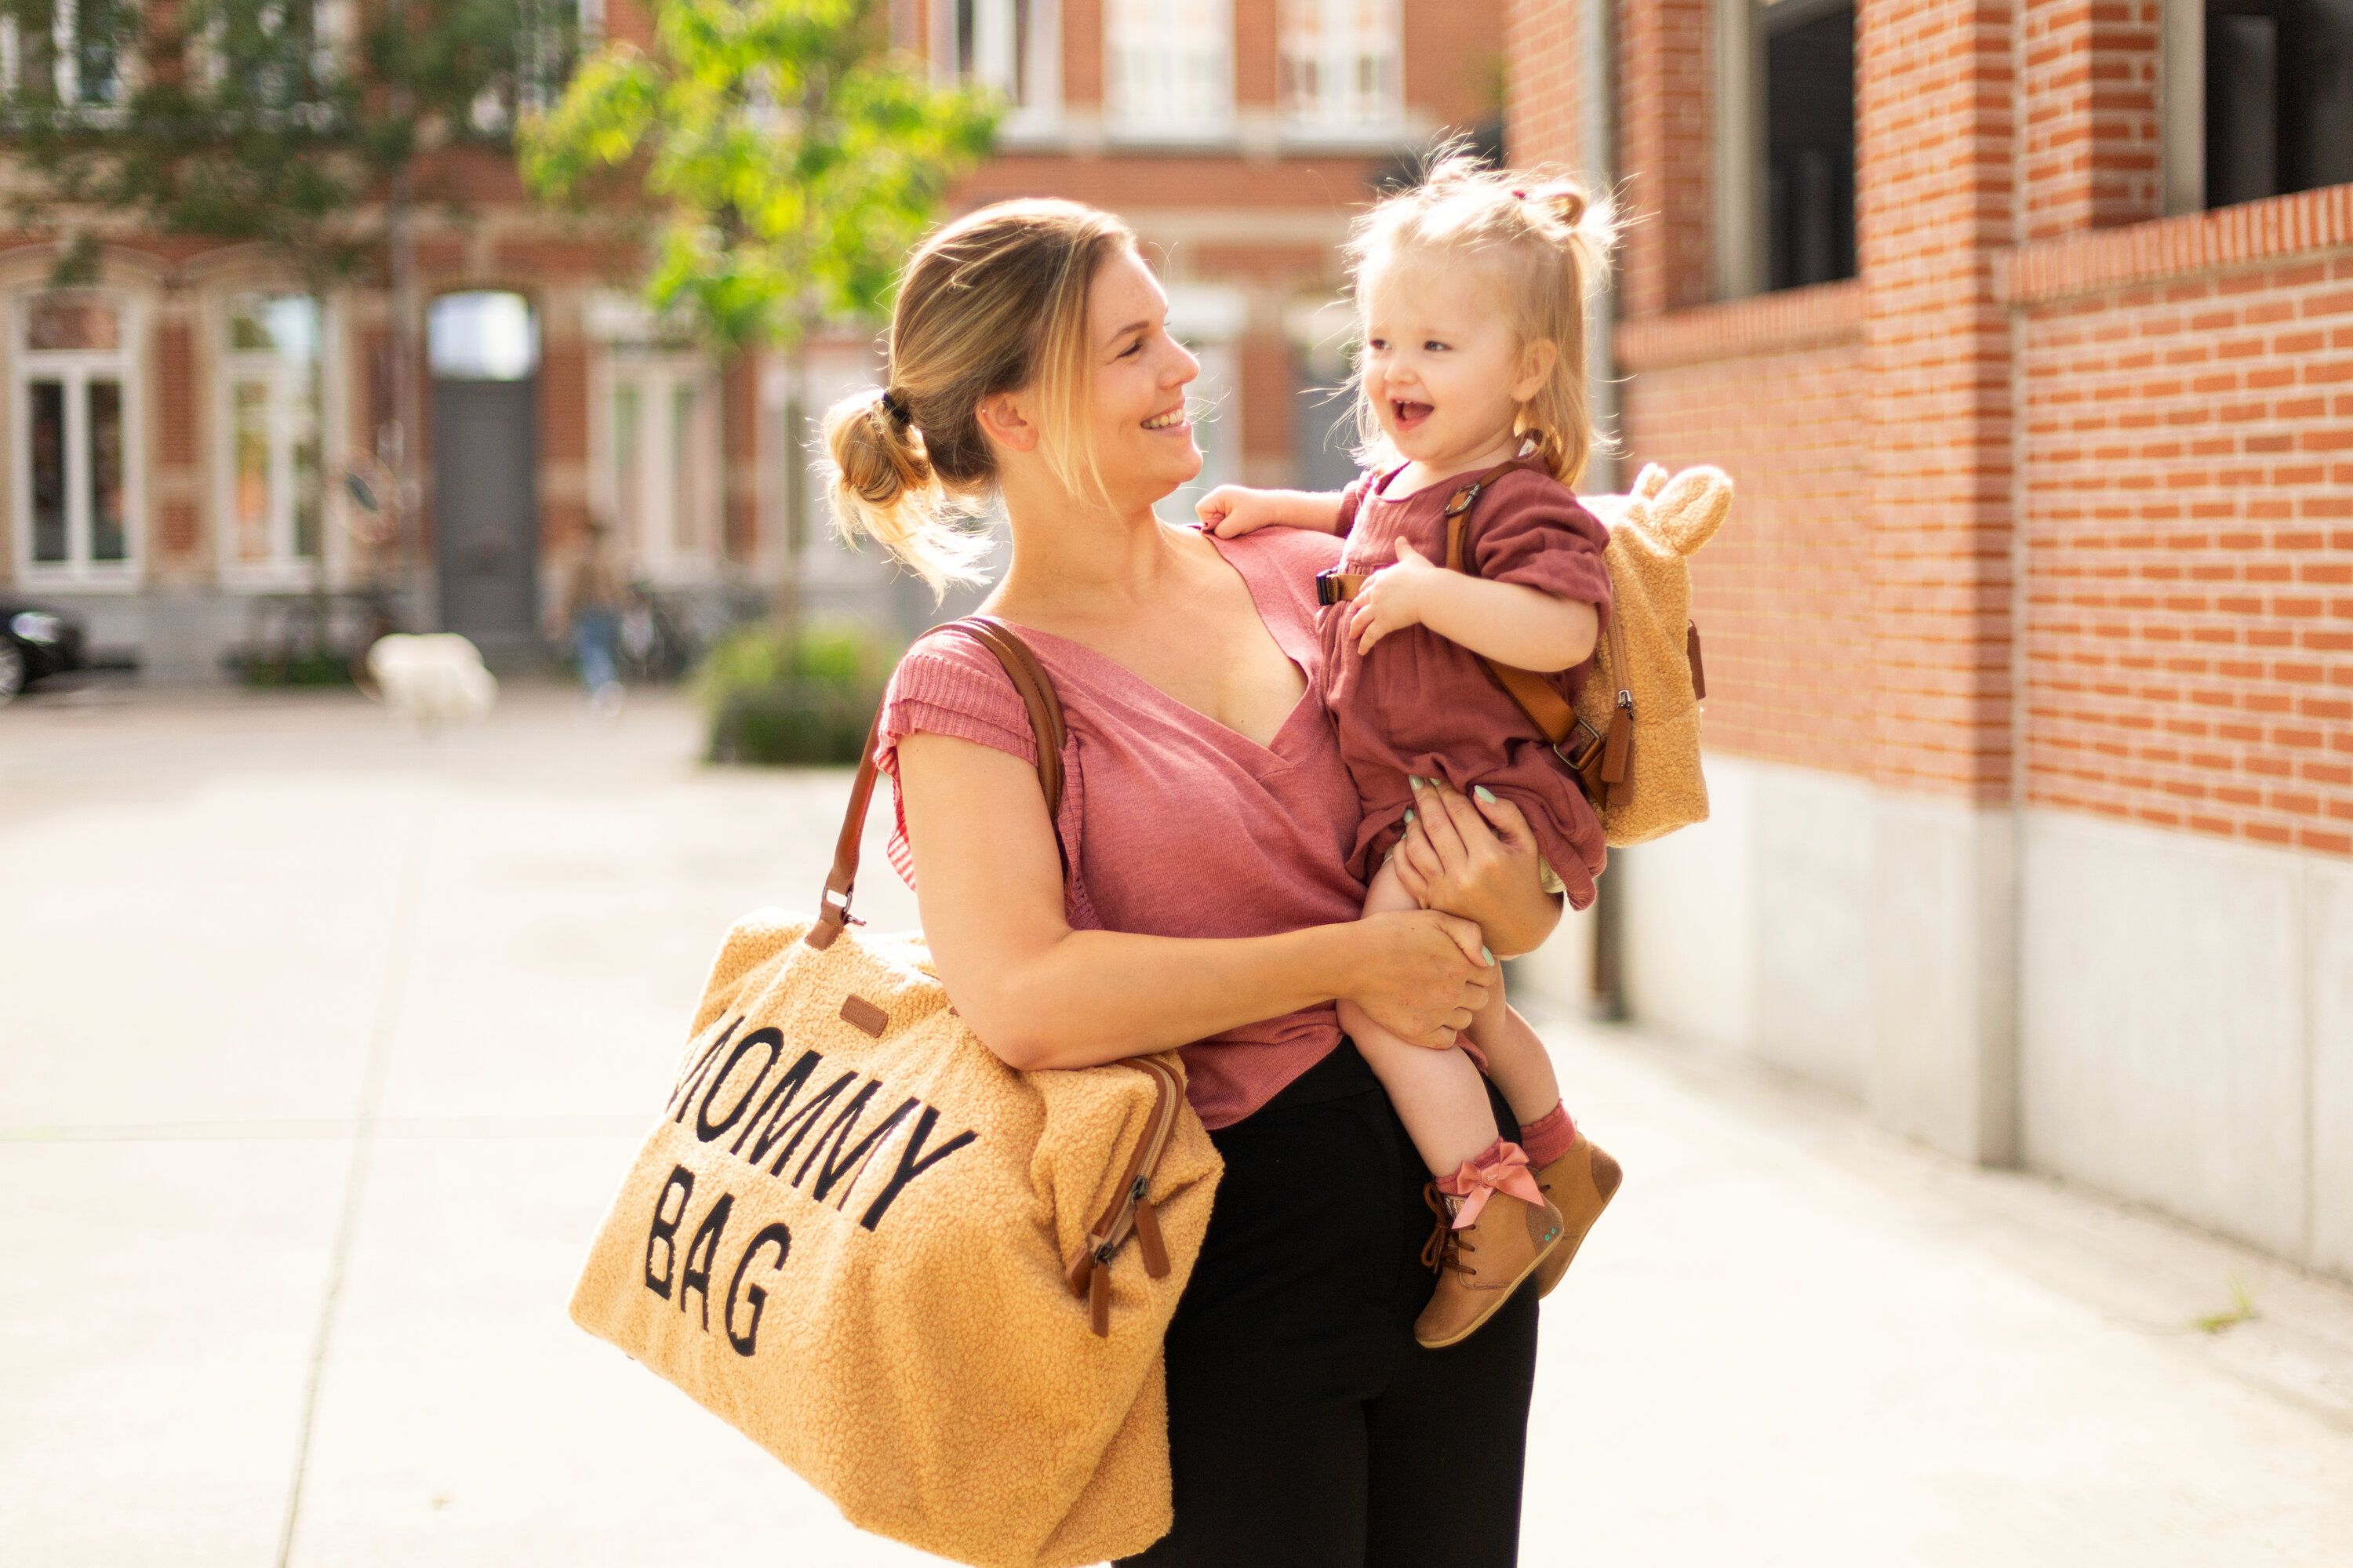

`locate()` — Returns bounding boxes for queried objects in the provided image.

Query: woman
[822,199,1564,1566]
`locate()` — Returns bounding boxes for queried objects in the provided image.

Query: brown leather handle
[806,614,1068,951]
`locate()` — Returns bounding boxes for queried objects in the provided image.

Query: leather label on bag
[840,995,888,1037]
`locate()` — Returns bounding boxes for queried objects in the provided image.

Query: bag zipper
[1064,1053,1184,1337]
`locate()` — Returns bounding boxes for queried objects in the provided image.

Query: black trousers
[1123,1042,1537,1568]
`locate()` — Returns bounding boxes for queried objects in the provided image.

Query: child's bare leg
[1462,981,1562,1128]
[1339,857,1503,1177]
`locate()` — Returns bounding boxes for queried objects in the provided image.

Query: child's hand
[1347,540,1442,654]
[1196,485,1282,537]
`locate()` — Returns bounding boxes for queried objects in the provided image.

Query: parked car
[0,595,86,703]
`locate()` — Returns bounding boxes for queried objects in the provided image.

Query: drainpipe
[1580,0,1627,1020]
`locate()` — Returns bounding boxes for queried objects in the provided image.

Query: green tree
[520,0,996,595]
[2,0,572,653]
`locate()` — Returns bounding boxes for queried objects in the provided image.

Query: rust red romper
[1323,461,1615,910]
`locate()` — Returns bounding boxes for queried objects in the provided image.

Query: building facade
[0,0,1502,675]
[1508,0,2353,1281]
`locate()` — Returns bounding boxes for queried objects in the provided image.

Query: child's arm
[1347,541,1599,671]
[1196,485,1347,537]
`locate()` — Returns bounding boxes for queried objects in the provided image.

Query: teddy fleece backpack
[1443,459,1733,846]
[568,617,1222,1568]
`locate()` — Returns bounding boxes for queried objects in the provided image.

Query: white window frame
[1163,283,1246,522]
[1278,0,1402,140]
[9,289,144,589]
[2162,0,2207,214]
[1,0,128,108]
[591,339,724,586]
[934,0,1060,140]
[215,290,340,590]
[1104,0,1234,144]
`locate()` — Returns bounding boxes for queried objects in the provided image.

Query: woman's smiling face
[1081,247,1203,507]
[1358,253,1540,471]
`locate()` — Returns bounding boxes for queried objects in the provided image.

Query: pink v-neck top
[875,526,1366,1130]
[1325,461,1613,908]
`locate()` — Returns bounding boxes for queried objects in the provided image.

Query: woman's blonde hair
[820,198,1136,594]
[1344,146,1618,487]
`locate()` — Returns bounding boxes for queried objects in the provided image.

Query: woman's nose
[1166,340,1201,387]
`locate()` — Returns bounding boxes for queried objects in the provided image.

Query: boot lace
[1420,1183,1478,1279]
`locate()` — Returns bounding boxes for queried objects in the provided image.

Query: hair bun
[1536,183,1587,228]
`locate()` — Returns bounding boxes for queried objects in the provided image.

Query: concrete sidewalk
[4,686,2351,1566]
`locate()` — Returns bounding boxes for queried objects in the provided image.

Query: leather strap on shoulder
[1439,457,1583,750]
[808,614,1070,951]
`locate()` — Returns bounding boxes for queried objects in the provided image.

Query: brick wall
[2017,225,2353,855]
[1621,288,1877,776]
[1617,0,1711,318]
[1504,0,1580,169]
[2018,0,2162,240]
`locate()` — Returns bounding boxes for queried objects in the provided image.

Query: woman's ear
[976,391,1041,454]
[1511,339,1560,403]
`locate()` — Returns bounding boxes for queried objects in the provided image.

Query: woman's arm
[896,731,1497,1071]
[1392,779,1563,959]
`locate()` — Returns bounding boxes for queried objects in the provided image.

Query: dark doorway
[1764,0,1858,291]
[428,291,540,653]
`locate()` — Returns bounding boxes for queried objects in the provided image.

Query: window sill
[1614,279,1864,373]
[1100,125,1241,153]
[1999,184,2353,307]
[15,563,143,592]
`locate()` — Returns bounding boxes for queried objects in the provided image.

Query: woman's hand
[1347,908,1497,1048]
[1392,778,1562,958]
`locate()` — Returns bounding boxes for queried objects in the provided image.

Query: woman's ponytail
[820,386,992,596]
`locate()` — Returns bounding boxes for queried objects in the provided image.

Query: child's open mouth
[1391,400,1433,431]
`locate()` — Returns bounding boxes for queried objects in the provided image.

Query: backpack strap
[1440,461,1624,797]
[809,614,1067,951]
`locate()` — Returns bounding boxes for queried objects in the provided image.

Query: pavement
[5,681,2352,1568]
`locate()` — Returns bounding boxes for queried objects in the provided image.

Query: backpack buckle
[1552,718,1605,775]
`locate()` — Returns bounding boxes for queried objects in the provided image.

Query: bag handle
[807,614,1068,951]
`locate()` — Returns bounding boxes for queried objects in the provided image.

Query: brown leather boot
[1413,1181,1565,1350]
[1527,1136,1622,1301]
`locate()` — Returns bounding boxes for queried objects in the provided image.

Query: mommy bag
[569,615,1223,1568]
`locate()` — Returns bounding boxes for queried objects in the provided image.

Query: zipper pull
[1088,1257,1111,1337]
[1133,1194,1169,1278]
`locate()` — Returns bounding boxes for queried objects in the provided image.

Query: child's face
[1359,253,1551,471]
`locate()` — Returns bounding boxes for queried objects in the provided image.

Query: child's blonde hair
[1344,146,1617,487]
[821,198,1138,595]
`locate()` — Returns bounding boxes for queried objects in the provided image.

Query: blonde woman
[824,199,1561,1566]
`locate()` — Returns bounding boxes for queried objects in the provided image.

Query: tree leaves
[518,0,998,354]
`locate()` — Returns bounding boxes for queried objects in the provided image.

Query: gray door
[431,377,539,649]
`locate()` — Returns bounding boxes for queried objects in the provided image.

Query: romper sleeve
[1468,471,1614,619]
[874,631,1042,890]
[1333,475,1373,539]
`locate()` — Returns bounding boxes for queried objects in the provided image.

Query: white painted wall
[1580,763,2353,1282]
[2020,811,2351,1271]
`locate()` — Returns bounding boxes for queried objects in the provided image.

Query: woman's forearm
[969,922,1368,1070]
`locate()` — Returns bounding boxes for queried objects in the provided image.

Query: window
[11,291,137,582]
[1714,0,1856,297]
[1163,285,1246,526]
[1,0,127,107]
[2183,0,2353,209]
[598,347,720,581]
[939,0,1058,129]
[1278,0,1401,134]
[1104,0,1231,140]
[219,293,325,580]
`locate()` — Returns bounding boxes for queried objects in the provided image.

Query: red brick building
[0,0,1502,674]
[1508,0,2352,1279]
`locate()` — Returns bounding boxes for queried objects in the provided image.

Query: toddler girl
[1197,154,1622,1348]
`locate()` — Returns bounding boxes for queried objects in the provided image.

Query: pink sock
[1435,1138,1517,1195]
[1518,1101,1578,1166]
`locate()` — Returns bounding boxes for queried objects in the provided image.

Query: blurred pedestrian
[550,518,627,715]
